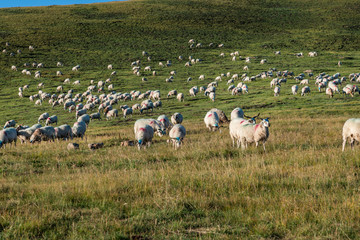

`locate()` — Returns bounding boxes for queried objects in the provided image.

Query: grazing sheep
[72,121,86,139]
[157,115,172,130]
[231,118,270,150]
[90,112,101,121]
[204,110,220,131]
[168,124,186,149]
[30,126,56,143]
[57,62,64,67]
[78,114,90,125]
[54,124,73,140]
[153,100,162,108]
[210,108,229,124]
[38,112,50,123]
[291,85,298,95]
[108,64,113,70]
[300,79,309,85]
[189,86,199,97]
[177,93,184,102]
[342,118,360,151]
[0,128,17,148]
[76,109,87,119]
[301,86,311,96]
[135,124,154,150]
[139,100,154,114]
[274,86,280,96]
[231,108,244,120]
[171,112,183,125]
[209,92,216,102]
[134,119,165,137]
[17,124,42,143]
[167,90,177,98]
[35,99,42,106]
[326,87,334,98]
[56,71,63,76]
[105,109,118,120]
[46,116,58,126]
[123,108,133,118]
[4,120,16,129]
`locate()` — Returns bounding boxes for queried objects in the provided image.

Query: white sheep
[38,112,50,123]
[0,128,17,148]
[72,121,86,139]
[177,93,184,102]
[301,86,310,96]
[45,115,58,126]
[230,118,270,150]
[326,87,334,98]
[168,124,186,149]
[231,108,244,120]
[78,114,90,126]
[17,124,42,143]
[30,126,56,143]
[157,115,172,130]
[171,113,183,125]
[105,109,118,120]
[291,85,298,95]
[274,86,280,96]
[300,79,309,85]
[11,65,17,71]
[123,108,133,118]
[107,64,113,70]
[342,118,360,151]
[204,111,220,131]
[209,92,215,102]
[135,124,154,150]
[189,86,198,97]
[54,124,73,140]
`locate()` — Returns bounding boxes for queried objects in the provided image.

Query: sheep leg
[342,137,347,152]
[350,138,355,150]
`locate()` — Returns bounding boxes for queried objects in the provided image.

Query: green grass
[1,0,360,239]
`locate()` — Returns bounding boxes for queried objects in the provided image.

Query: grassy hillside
[1,0,360,239]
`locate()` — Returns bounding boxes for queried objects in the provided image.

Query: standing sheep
[30,126,56,143]
[0,128,17,148]
[157,115,172,130]
[342,118,360,151]
[168,124,186,149]
[301,86,310,96]
[38,113,50,123]
[274,86,280,96]
[291,85,298,95]
[45,116,58,126]
[72,121,86,139]
[54,124,73,140]
[135,124,154,150]
[204,110,220,131]
[210,108,229,124]
[17,124,42,143]
[177,93,184,102]
[78,114,91,126]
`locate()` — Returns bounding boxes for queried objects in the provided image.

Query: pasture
[1,0,360,238]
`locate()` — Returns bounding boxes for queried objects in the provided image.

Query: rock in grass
[67,143,79,150]
[121,140,135,146]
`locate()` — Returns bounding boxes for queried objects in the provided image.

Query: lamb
[17,124,42,143]
[301,86,310,96]
[291,85,298,95]
[204,110,220,131]
[38,112,50,123]
[177,93,184,102]
[45,115,58,126]
[210,108,229,124]
[78,114,90,125]
[230,118,270,150]
[90,112,101,121]
[157,115,172,130]
[105,109,118,120]
[0,128,17,148]
[76,109,87,119]
[54,124,73,140]
[135,124,154,150]
[171,113,183,125]
[231,108,244,120]
[4,120,16,129]
[134,119,165,137]
[168,124,186,149]
[342,118,360,151]
[72,121,86,139]
[30,126,56,143]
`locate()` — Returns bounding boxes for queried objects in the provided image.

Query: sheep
[210,108,229,124]
[231,118,270,150]
[38,112,50,123]
[30,126,56,143]
[35,99,42,106]
[107,64,113,70]
[328,82,340,93]
[338,61,342,67]
[325,87,334,98]
[291,85,299,95]
[45,115,58,126]
[64,100,75,110]
[18,92,23,98]
[0,128,17,148]
[204,111,220,131]
[134,119,165,137]
[300,79,309,85]
[177,93,184,102]
[153,100,162,108]
[168,124,186,149]
[111,71,117,76]
[189,86,199,97]
[73,80,80,85]
[72,121,86,139]
[157,115,172,130]
[54,124,73,140]
[105,109,118,120]
[56,71,63,76]
[231,108,244,120]
[260,59,267,64]
[274,51,281,55]
[90,112,101,121]
[64,78,71,84]
[123,108,133,118]
[57,62,63,67]
[342,118,360,151]
[72,65,80,71]
[167,90,177,98]
[37,82,44,89]
[274,86,280,96]
[171,113,183,125]
[301,86,310,96]
[139,100,154,114]
[209,92,216,102]
[11,65,17,71]
[76,109,87,119]
[17,124,42,143]
[135,124,154,150]
[308,51,318,57]
[199,75,205,81]
[4,120,16,129]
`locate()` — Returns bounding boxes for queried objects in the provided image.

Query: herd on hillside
[2,40,360,151]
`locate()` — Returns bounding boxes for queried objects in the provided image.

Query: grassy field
[1,0,360,239]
